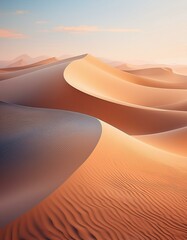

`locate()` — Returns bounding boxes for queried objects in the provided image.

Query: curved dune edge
[135,126,187,157]
[1,121,187,239]
[0,54,187,134]
[172,67,187,76]
[64,55,187,108]
[156,99,187,111]
[0,102,102,227]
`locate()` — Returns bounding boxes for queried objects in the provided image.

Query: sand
[0,102,101,227]
[0,54,187,239]
[1,121,187,239]
[0,55,187,134]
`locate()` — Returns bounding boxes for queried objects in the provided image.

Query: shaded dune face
[1,122,187,239]
[0,102,101,227]
[0,55,187,134]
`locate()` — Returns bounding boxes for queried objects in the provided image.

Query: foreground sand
[1,121,187,239]
[0,55,187,239]
[0,102,101,227]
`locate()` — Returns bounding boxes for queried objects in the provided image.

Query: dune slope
[0,102,101,227]
[1,121,187,239]
[136,127,187,157]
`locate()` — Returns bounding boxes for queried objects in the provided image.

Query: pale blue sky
[0,0,187,63]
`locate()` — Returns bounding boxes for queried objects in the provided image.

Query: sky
[0,0,187,64]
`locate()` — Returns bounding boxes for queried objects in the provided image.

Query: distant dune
[0,54,187,239]
[0,55,50,69]
[126,67,187,84]
[1,57,58,72]
[172,66,187,76]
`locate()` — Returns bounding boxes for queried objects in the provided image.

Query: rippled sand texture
[0,55,187,239]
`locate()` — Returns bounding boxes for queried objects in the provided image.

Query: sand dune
[0,55,84,81]
[136,127,187,157]
[0,102,101,227]
[0,54,187,239]
[126,67,187,84]
[1,121,187,239]
[0,57,58,72]
[0,55,49,69]
[156,99,187,111]
[64,55,187,103]
[116,67,187,89]
[172,66,187,76]
[0,55,187,134]
[117,63,171,71]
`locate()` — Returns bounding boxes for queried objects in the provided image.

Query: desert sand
[0,54,187,239]
[0,102,101,227]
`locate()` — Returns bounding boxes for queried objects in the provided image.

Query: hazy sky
[0,0,187,63]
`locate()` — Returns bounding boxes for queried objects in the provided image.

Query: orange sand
[0,54,187,239]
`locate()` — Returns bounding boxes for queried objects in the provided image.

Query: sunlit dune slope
[156,99,187,111]
[1,121,187,239]
[136,127,187,157]
[0,55,187,134]
[0,102,101,227]
[64,55,187,105]
[172,66,187,76]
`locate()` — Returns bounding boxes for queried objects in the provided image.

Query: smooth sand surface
[1,121,186,239]
[0,54,187,239]
[172,66,187,76]
[0,102,101,227]
[136,127,187,157]
[156,99,187,111]
[126,67,187,84]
